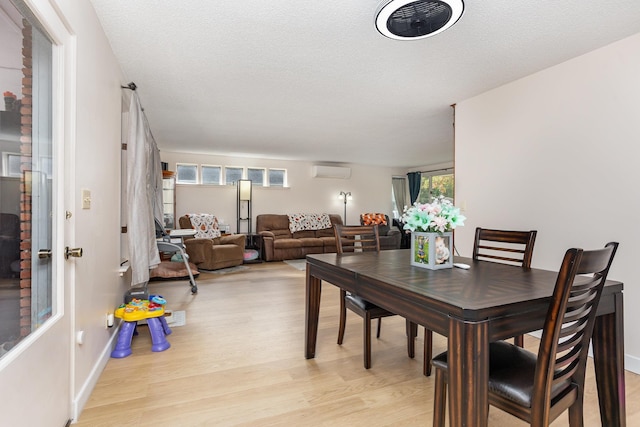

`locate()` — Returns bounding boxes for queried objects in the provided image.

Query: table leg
[447,317,489,427]
[305,267,322,359]
[592,291,626,427]
[407,320,417,358]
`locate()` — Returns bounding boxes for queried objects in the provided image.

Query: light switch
[82,189,91,209]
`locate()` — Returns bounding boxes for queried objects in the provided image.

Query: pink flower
[426,204,442,216]
[431,216,448,231]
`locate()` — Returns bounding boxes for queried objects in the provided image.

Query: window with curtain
[417,171,454,203]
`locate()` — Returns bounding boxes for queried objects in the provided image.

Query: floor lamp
[237,179,252,234]
[338,191,351,223]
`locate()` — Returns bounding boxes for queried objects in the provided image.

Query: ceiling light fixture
[376,0,464,40]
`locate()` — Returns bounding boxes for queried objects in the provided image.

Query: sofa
[256,213,343,261]
[178,214,246,270]
[359,213,402,250]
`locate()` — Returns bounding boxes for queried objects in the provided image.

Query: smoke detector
[376,0,464,40]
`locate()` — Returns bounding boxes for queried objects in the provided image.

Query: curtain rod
[121,82,145,111]
[410,167,453,174]
[120,82,137,91]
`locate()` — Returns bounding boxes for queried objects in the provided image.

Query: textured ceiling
[89,1,640,168]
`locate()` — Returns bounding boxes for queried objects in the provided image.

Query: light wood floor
[75,261,639,426]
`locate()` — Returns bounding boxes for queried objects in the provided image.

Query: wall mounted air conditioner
[311,165,351,179]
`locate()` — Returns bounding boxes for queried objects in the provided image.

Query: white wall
[161,151,406,230]
[454,32,640,372]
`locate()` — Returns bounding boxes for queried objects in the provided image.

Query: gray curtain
[392,177,407,216]
[126,92,161,287]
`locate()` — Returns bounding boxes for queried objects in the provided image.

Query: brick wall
[19,19,32,337]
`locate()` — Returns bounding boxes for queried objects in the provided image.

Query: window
[247,168,265,186]
[268,169,286,187]
[0,0,54,353]
[176,163,198,184]
[2,153,22,177]
[225,166,243,185]
[417,172,454,203]
[201,165,221,185]
[169,163,287,187]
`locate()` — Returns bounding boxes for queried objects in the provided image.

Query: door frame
[0,0,76,425]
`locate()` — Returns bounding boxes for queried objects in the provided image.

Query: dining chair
[430,242,618,427]
[422,227,537,376]
[334,224,415,369]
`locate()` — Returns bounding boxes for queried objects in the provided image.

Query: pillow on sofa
[287,213,332,233]
[187,213,221,239]
[361,213,387,226]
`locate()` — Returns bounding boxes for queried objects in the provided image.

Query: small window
[2,153,22,177]
[176,163,198,184]
[268,169,286,187]
[202,165,221,185]
[247,168,265,186]
[225,167,243,185]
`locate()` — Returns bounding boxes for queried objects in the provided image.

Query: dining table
[304,249,625,427]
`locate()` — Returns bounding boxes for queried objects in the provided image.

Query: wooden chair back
[472,227,537,267]
[527,241,618,425]
[334,224,380,254]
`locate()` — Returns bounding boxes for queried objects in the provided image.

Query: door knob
[65,247,83,259]
[38,249,52,259]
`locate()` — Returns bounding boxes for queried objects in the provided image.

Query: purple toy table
[111,315,172,358]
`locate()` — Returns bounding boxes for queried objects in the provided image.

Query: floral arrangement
[401,195,466,233]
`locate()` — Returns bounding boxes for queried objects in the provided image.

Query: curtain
[126,92,161,287]
[407,172,421,205]
[392,177,407,216]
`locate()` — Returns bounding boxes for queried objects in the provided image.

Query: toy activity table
[111,296,171,358]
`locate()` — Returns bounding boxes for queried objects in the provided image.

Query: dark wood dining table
[304,250,625,427]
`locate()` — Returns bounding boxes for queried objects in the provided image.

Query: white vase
[410,231,453,270]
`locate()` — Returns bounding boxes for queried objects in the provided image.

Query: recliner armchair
[359,213,401,250]
[179,214,246,270]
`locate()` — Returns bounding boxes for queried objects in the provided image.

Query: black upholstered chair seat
[345,294,386,311]
[432,341,572,408]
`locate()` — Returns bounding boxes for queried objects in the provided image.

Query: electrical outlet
[106,313,114,328]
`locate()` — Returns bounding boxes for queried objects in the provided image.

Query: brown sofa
[256,214,343,261]
[178,215,246,270]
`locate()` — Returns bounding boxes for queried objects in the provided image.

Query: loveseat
[256,213,343,261]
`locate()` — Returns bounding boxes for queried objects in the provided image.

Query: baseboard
[526,331,639,374]
[625,353,640,374]
[71,325,120,422]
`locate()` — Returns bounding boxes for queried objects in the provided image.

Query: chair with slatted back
[472,227,537,268]
[334,224,415,369]
[421,227,537,377]
[431,242,618,427]
[473,227,537,344]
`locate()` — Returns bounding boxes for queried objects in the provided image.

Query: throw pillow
[361,213,387,226]
[187,213,221,239]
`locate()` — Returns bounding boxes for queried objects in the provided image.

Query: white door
[0,1,74,425]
